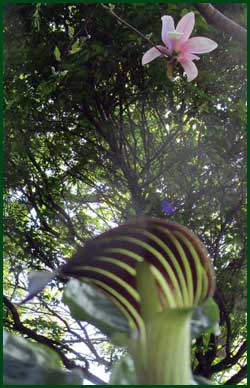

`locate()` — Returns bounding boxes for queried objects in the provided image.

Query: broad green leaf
[54,46,61,61]
[3,330,83,385]
[191,298,220,339]
[63,279,131,339]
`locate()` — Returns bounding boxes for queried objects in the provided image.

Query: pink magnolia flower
[142,12,218,82]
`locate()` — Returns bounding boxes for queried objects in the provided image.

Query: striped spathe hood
[60,217,215,332]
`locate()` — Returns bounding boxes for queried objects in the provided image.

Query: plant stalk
[133,309,192,385]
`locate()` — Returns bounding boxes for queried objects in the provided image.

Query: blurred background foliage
[3,3,246,385]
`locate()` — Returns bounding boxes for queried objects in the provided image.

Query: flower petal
[178,52,200,62]
[187,54,200,61]
[167,31,184,40]
[176,12,195,41]
[183,37,218,54]
[178,58,198,82]
[161,200,175,215]
[142,46,167,65]
[161,15,175,46]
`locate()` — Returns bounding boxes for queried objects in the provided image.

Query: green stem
[132,261,192,385]
[133,309,192,385]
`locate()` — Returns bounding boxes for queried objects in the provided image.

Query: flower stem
[134,309,192,385]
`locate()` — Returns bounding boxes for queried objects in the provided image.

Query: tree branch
[210,341,247,373]
[195,3,246,49]
[100,3,166,56]
[3,295,106,385]
[224,364,247,385]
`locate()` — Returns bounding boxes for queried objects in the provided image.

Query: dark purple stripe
[172,233,197,298]
[94,284,142,331]
[63,267,140,313]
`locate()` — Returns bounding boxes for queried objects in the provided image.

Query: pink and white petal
[161,15,175,46]
[178,52,200,62]
[142,46,166,65]
[176,12,195,41]
[179,58,198,81]
[186,53,200,61]
[184,37,218,54]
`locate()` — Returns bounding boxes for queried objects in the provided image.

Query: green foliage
[63,279,130,340]
[3,330,83,385]
[54,46,61,61]
[110,355,137,385]
[191,298,220,339]
[70,39,82,55]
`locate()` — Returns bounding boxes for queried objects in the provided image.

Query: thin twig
[100,3,166,57]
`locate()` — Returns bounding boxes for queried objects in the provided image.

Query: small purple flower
[161,200,175,215]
